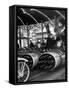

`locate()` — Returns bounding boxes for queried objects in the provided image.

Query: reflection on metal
[55,10,65,20]
[17,16,25,25]
[30,9,54,26]
[17,49,65,82]
[39,49,65,70]
[21,8,38,24]
[22,53,40,68]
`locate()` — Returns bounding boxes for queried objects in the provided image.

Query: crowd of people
[29,35,65,53]
[17,16,65,53]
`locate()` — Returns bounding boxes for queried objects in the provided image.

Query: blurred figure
[37,42,41,49]
[37,40,41,49]
[57,40,62,47]
[29,40,34,49]
[46,35,57,50]
[40,39,47,52]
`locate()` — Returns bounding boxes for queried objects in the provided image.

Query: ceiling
[16,7,65,26]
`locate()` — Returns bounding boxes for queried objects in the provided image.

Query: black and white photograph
[9,5,67,84]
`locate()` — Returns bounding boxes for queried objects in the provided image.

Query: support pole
[41,21,43,42]
[27,23,29,47]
